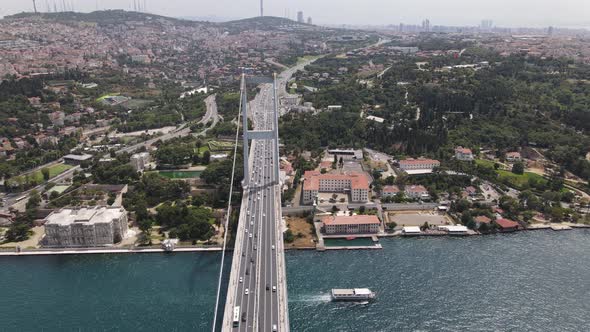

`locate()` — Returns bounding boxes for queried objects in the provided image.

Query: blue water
[0,231,588,331]
[0,252,230,331]
[286,231,590,331]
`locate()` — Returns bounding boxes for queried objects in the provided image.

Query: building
[398,158,440,173]
[404,185,429,199]
[49,111,65,126]
[327,148,362,160]
[307,17,312,25]
[302,171,369,204]
[495,218,520,232]
[130,152,150,171]
[381,185,401,198]
[455,146,474,161]
[43,206,128,247]
[505,152,522,162]
[322,215,380,234]
[437,225,469,235]
[63,153,93,165]
[297,11,304,23]
[402,226,421,235]
[474,215,492,229]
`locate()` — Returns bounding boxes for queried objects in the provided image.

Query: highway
[230,82,282,331]
[223,59,325,332]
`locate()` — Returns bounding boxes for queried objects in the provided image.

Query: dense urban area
[0,10,589,254]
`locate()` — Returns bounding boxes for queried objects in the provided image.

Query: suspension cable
[211,76,244,332]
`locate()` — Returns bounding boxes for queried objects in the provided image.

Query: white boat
[331,288,375,301]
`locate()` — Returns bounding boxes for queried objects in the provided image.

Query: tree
[41,167,50,181]
[512,162,524,175]
[372,169,382,180]
[26,190,41,210]
[138,218,153,245]
[284,229,295,243]
[202,150,211,165]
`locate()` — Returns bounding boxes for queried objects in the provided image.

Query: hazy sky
[0,0,589,28]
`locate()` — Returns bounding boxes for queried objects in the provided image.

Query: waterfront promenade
[0,246,222,256]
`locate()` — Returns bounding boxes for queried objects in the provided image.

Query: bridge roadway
[222,82,288,331]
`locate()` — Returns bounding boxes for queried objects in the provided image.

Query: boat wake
[289,294,332,303]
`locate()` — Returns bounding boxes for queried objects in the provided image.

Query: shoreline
[1,225,588,256]
[0,246,223,257]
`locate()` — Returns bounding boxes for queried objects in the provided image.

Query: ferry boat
[331,288,375,301]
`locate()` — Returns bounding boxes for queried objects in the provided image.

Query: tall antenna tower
[33,0,38,13]
[260,0,263,17]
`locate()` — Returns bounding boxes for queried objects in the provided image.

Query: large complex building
[43,206,128,247]
[397,158,441,175]
[398,158,441,171]
[302,171,369,204]
[322,215,380,234]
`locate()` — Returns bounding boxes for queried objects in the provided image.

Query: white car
[245,288,249,295]
[245,229,248,233]
[272,286,276,292]
[249,233,252,238]
[271,245,275,250]
[239,277,243,283]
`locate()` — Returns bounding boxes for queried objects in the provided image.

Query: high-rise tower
[260,0,263,17]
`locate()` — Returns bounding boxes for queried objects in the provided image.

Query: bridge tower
[240,74,280,184]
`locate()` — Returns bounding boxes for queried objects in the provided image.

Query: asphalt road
[232,83,281,332]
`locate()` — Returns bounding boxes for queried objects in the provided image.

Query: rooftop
[45,206,126,226]
[496,218,519,228]
[322,215,380,226]
[303,170,369,191]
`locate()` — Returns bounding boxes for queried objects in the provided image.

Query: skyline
[0,0,589,29]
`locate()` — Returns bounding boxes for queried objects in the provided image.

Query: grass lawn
[11,164,73,184]
[195,145,210,155]
[475,159,496,168]
[497,170,547,188]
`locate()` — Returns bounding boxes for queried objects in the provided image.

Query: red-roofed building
[474,215,492,229]
[322,215,380,234]
[405,185,429,199]
[495,218,520,232]
[302,171,369,204]
[398,158,440,171]
[382,185,401,198]
[455,146,474,161]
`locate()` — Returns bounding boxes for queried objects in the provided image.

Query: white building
[455,146,474,161]
[130,152,150,172]
[381,185,401,198]
[405,185,429,199]
[44,206,128,247]
[398,158,441,171]
[322,215,380,234]
[302,171,369,204]
[506,152,522,162]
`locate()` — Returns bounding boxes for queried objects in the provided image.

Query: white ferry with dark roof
[331,288,376,301]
